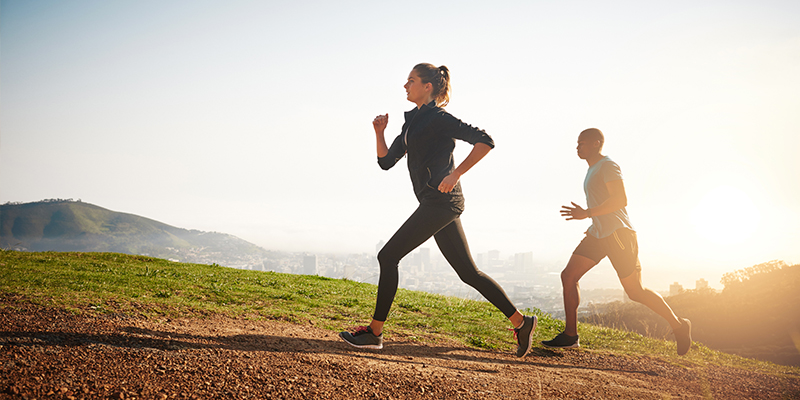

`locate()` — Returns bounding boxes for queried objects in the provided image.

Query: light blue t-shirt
[584,156,635,239]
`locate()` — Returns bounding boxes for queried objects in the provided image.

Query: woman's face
[404,69,432,106]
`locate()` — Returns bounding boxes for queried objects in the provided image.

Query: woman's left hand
[438,143,490,193]
[438,172,461,193]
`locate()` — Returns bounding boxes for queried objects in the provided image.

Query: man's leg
[620,269,692,355]
[619,270,681,330]
[610,229,692,355]
[561,254,598,336]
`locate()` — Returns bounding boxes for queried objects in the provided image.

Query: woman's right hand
[374,113,390,158]
[373,114,388,135]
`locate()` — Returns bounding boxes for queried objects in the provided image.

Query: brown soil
[1,300,798,399]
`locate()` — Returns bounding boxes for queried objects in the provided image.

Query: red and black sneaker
[513,315,538,357]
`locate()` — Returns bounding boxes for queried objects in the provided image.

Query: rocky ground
[1,300,799,399]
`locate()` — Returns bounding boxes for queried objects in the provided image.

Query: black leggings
[373,203,517,322]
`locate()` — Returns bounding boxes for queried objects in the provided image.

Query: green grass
[1,250,798,377]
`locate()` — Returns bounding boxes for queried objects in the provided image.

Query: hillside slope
[0,200,275,267]
[583,262,800,367]
[4,300,799,400]
[1,251,798,399]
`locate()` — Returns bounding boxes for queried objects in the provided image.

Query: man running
[542,128,692,355]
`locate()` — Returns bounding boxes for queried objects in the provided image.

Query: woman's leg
[433,217,518,319]
[433,217,539,357]
[370,204,458,333]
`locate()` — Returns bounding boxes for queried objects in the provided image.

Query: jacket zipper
[403,107,423,147]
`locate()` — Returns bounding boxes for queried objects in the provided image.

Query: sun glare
[691,186,761,245]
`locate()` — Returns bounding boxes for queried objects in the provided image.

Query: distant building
[419,248,431,272]
[670,282,684,297]
[343,264,354,280]
[482,250,502,270]
[514,252,534,275]
[303,254,318,275]
[696,278,709,290]
[401,251,422,269]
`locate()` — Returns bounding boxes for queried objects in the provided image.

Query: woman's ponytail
[413,63,451,107]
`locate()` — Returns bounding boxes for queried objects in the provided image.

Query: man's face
[576,135,600,160]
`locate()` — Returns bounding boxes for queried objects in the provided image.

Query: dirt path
[1,302,798,399]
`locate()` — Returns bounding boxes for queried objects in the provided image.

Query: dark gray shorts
[573,228,642,279]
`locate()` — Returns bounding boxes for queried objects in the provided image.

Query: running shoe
[675,318,692,356]
[339,326,383,350]
[541,331,580,349]
[514,315,538,357]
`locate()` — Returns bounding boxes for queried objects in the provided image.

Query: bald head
[575,128,605,162]
[579,128,604,149]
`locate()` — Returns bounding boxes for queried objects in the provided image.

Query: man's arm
[590,179,628,216]
[561,179,628,220]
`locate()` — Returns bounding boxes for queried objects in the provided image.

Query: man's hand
[561,202,590,221]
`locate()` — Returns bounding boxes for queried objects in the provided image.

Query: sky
[2,0,799,290]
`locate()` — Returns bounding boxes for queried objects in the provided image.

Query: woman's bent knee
[377,248,400,269]
[454,267,489,287]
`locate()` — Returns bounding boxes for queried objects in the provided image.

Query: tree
[720,260,787,289]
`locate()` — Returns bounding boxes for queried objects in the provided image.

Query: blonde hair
[413,63,451,107]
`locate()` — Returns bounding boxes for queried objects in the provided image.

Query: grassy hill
[1,249,796,377]
[583,261,800,367]
[0,200,275,266]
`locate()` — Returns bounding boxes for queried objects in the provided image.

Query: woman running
[339,63,537,357]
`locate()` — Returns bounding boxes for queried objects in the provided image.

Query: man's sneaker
[675,318,692,356]
[339,326,383,350]
[541,331,580,349]
[513,315,538,357]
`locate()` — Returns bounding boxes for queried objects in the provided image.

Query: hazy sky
[2,0,799,290]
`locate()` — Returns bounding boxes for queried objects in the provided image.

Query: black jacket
[378,102,495,213]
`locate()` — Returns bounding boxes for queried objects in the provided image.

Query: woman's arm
[440,112,495,149]
[374,114,389,158]
[375,114,407,170]
[437,142,492,193]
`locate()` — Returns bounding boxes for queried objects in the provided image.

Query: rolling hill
[582,261,800,367]
[1,250,798,399]
[0,199,276,267]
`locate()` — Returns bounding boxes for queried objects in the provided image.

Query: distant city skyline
[0,197,735,293]
[3,1,799,294]
[241,244,720,316]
